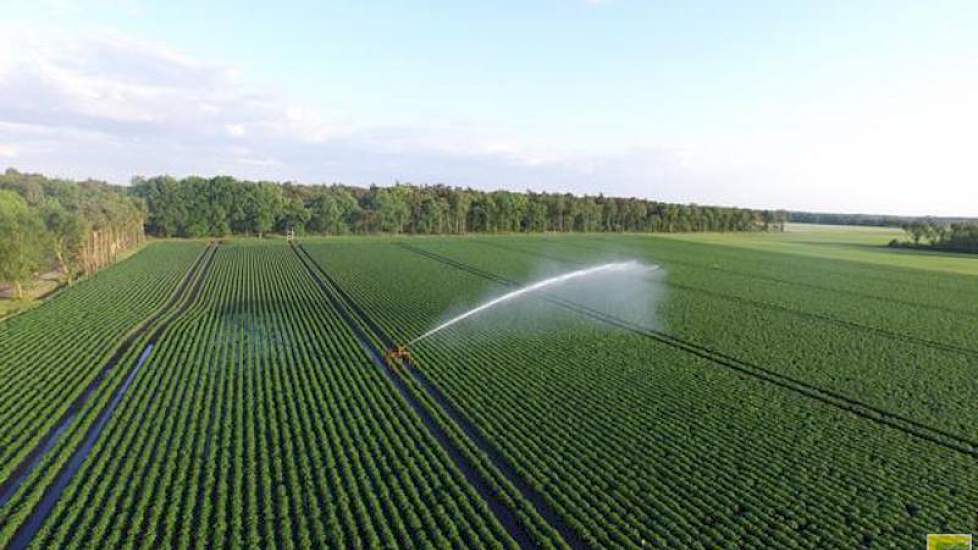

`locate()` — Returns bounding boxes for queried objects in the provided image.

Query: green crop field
[1,226,977,549]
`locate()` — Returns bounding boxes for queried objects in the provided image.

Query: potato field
[1,230,976,548]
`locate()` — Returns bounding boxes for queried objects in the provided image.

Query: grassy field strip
[474,239,978,359]
[3,244,218,549]
[398,243,978,459]
[661,228,978,276]
[294,243,583,549]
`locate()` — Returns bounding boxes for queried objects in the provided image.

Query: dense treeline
[0,169,145,296]
[891,221,978,253]
[0,168,784,291]
[132,175,785,237]
[788,211,977,228]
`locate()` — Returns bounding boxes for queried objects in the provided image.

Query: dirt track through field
[398,243,978,461]
[5,243,218,550]
[292,243,587,550]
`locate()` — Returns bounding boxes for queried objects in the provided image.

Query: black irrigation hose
[474,238,978,359]
[398,242,978,460]
[5,244,219,550]
[290,244,544,550]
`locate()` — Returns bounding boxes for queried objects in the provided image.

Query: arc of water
[409,261,656,344]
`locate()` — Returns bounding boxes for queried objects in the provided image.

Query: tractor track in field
[472,239,978,359]
[565,237,978,321]
[397,243,978,461]
[291,244,538,549]
[292,243,586,550]
[0,243,213,509]
[5,243,218,550]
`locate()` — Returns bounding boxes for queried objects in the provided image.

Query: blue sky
[1,0,977,215]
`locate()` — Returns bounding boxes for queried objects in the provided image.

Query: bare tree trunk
[108,226,115,264]
[54,249,74,286]
[84,231,93,275]
[94,230,102,271]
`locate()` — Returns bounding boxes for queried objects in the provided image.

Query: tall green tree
[40,199,86,284]
[0,190,44,297]
[244,183,283,237]
[373,186,411,233]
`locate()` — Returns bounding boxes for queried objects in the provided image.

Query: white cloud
[235,156,280,167]
[0,25,633,188]
[225,124,246,137]
[0,27,341,175]
[0,144,17,158]
[1,24,975,216]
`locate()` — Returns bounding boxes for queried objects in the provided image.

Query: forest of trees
[0,168,786,294]
[9,170,978,299]
[891,221,978,253]
[788,210,977,228]
[131,175,786,238]
[0,169,145,297]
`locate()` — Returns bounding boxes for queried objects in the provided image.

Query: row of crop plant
[408,237,978,441]
[0,242,203,485]
[470,234,978,346]
[28,243,522,549]
[303,240,978,548]
[0,242,211,547]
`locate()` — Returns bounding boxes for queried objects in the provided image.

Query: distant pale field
[658,222,978,276]
[298,223,978,275]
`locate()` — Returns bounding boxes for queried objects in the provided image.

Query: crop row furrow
[25,242,522,549]
[4,244,218,549]
[292,243,551,549]
[473,238,978,358]
[303,239,978,547]
[400,243,978,458]
[0,243,206,485]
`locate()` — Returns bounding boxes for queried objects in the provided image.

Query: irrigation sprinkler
[385,344,412,367]
[407,261,657,346]
[385,261,659,371]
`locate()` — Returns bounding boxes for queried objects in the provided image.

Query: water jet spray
[387,261,658,361]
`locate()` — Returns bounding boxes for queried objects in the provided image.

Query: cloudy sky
[1,1,976,216]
